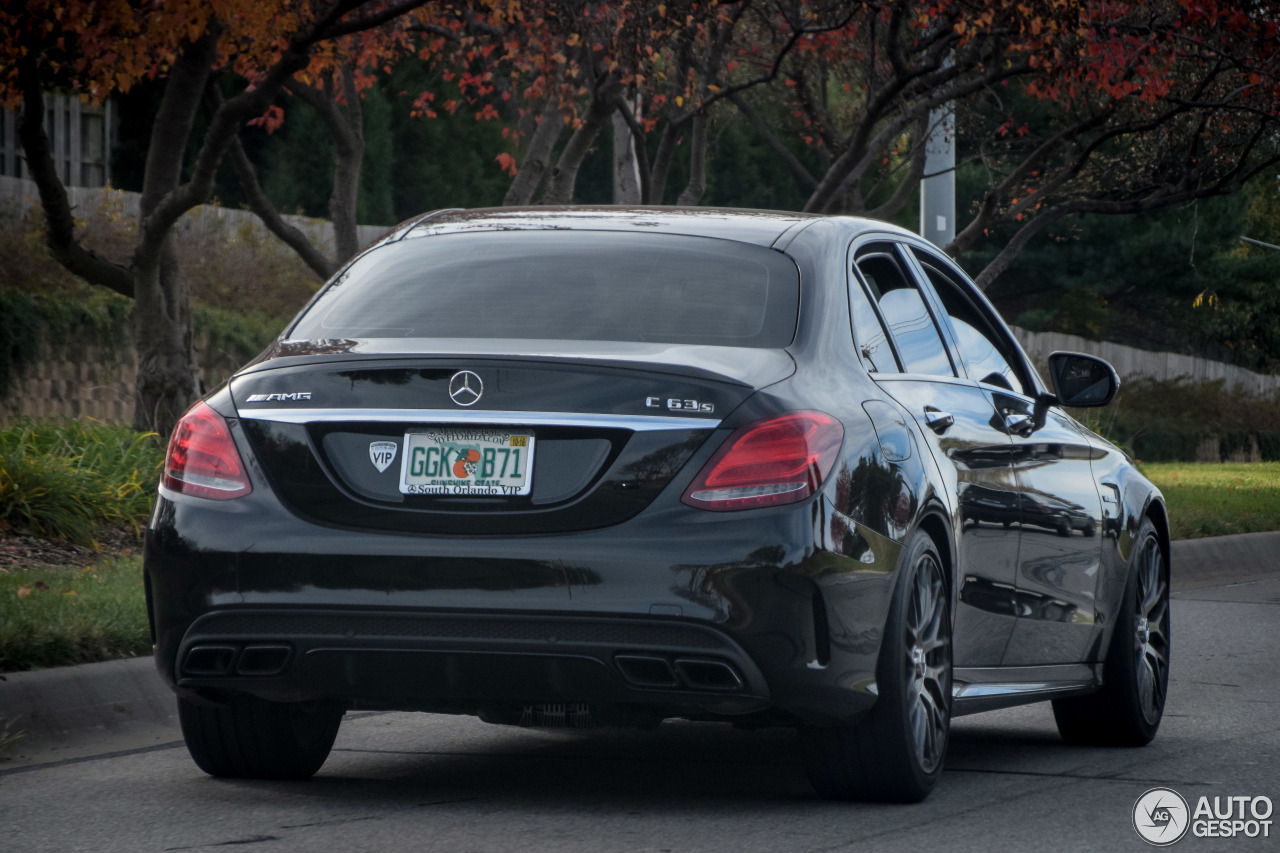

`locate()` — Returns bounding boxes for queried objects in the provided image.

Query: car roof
[399,206,823,248]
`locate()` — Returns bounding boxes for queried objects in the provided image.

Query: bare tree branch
[16,75,134,297]
[729,92,816,189]
[226,129,336,279]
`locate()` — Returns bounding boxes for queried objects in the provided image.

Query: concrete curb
[1170,530,1280,591]
[0,655,179,768]
[1,531,1278,765]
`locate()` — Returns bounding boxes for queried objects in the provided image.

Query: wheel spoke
[1141,541,1163,612]
[1145,644,1167,676]
[1137,656,1154,713]
[916,691,936,767]
[911,702,928,759]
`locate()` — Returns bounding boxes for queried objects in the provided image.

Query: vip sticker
[369,441,398,473]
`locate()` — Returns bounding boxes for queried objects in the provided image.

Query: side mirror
[1047,352,1120,407]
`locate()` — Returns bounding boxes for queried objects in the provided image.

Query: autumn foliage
[3,1,1280,429]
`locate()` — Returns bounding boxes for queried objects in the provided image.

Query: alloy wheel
[905,553,951,774]
[1134,533,1170,725]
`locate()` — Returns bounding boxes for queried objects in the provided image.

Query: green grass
[1140,462,1280,540]
[0,419,163,544]
[0,555,150,673]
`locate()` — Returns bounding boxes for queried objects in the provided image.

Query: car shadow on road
[200,706,1118,810]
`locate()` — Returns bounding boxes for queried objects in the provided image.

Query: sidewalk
[2,530,1278,769]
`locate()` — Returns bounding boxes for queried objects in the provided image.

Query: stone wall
[0,335,249,427]
[1,343,135,425]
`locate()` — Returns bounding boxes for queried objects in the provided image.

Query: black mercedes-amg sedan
[146,207,1171,802]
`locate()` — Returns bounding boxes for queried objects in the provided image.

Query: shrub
[0,420,162,544]
[1071,376,1280,462]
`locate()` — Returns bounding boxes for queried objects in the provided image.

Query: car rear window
[288,231,800,347]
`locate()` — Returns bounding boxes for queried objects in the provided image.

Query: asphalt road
[4,576,1278,853]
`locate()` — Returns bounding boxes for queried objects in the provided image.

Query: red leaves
[495,152,518,177]
[246,104,284,134]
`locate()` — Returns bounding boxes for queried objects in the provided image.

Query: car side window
[847,263,898,373]
[911,249,1031,396]
[854,247,954,377]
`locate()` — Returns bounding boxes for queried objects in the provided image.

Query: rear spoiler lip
[238,340,797,389]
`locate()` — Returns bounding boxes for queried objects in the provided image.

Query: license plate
[399,429,534,496]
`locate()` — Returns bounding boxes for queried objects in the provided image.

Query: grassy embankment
[0,556,147,673]
[1139,462,1280,541]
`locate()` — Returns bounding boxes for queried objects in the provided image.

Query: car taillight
[682,412,843,511]
[162,401,253,500]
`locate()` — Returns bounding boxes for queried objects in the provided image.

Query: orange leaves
[2,0,454,113]
[495,152,518,176]
[246,104,284,133]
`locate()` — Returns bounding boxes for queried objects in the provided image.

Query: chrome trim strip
[236,407,721,431]
[952,681,1093,699]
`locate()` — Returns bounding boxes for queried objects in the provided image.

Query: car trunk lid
[230,349,792,535]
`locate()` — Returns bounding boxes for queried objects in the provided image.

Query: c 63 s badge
[369,441,398,473]
[646,396,714,413]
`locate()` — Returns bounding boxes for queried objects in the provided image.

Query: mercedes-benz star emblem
[448,370,484,407]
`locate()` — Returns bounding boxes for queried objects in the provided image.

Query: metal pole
[920,104,955,249]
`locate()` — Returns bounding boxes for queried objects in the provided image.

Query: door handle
[1004,413,1034,436]
[924,410,955,434]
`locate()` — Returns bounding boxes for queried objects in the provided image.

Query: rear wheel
[178,693,343,779]
[800,531,952,802]
[1053,517,1169,746]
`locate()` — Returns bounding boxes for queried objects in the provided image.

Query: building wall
[0,95,113,188]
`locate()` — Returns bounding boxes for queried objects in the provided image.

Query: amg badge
[369,441,398,473]
[244,392,312,403]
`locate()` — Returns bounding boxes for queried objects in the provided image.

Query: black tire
[800,531,952,802]
[178,693,343,779]
[1052,517,1169,746]
[1056,517,1071,537]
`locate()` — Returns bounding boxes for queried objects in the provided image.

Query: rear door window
[289,231,800,348]
[853,245,955,377]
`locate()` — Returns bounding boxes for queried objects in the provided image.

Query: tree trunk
[648,124,680,205]
[129,32,221,434]
[676,114,708,206]
[542,76,621,205]
[504,103,563,206]
[287,70,364,265]
[329,71,364,263]
[131,239,197,434]
[612,95,642,204]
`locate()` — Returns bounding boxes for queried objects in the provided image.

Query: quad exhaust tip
[182,644,292,677]
[615,654,744,692]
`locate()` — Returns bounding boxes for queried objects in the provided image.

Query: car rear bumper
[145,489,899,726]
[170,608,774,719]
